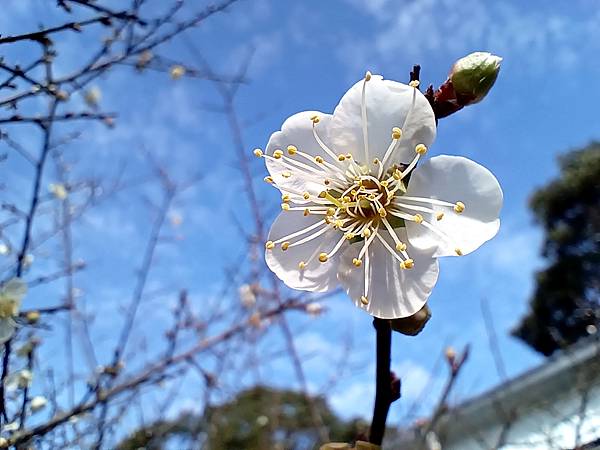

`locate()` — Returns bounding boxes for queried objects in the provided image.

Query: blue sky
[2,0,600,433]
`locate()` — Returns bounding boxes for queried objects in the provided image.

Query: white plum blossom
[256,73,502,319]
[0,278,27,344]
[30,395,48,413]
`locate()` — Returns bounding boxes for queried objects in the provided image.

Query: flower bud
[390,304,431,336]
[449,52,502,105]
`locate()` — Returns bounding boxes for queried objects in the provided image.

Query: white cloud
[340,0,600,73]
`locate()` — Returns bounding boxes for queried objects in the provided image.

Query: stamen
[273,149,284,159]
[281,242,290,251]
[312,122,343,165]
[415,144,428,155]
[272,219,326,244]
[376,234,405,264]
[264,176,273,184]
[253,148,263,157]
[288,225,331,248]
[400,259,414,269]
[379,127,402,176]
[409,80,420,88]
[265,241,275,250]
[454,201,465,213]
[318,253,329,263]
[298,261,306,270]
[287,145,297,155]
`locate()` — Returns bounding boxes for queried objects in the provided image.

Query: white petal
[0,318,16,344]
[405,155,503,257]
[337,230,439,319]
[265,111,335,195]
[266,211,341,292]
[328,75,436,167]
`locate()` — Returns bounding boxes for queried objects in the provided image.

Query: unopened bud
[445,346,456,364]
[25,310,40,324]
[450,52,502,105]
[390,304,431,336]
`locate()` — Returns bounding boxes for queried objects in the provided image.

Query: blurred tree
[513,143,600,355]
[117,386,373,450]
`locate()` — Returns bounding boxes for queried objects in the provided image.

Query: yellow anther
[401,259,414,269]
[287,145,297,155]
[436,212,444,221]
[392,127,402,139]
[362,228,371,238]
[310,115,320,124]
[393,169,401,180]
[319,191,327,199]
[324,216,332,224]
[334,219,344,228]
[315,156,324,164]
[265,241,275,250]
[343,196,351,203]
[281,203,290,211]
[273,149,284,159]
[455,248,463,256]
[413,214,424,224]
[378,208,387,218]
[365,71,372,81]
[415,144,428,155]
[395,242,407,252]
[368,194,376,200]
[303,208,310,216]
[281,194,291,203]
[351,190,358,196]
[380,180,388,188]
[298,261,306,270]
[264,176,273,184]
[281,241,290,251]
[301,192,309,200]
[409,80,420,88]
[360,296,369,305]
[373,158,380,165]
[338,154,346,161]
[346,233,355,240]
[282,170,292,178]
[454,201,465,213]
[253,148,263,157]
[353,258,362,267]
[326,207,336,216]
[318,253,329,263]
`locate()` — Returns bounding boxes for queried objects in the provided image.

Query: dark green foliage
[513,143,600,355]
[117,386,371,450]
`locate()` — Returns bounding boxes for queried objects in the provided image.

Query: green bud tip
[450,51,502,104]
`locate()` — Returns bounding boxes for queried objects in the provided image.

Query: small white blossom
[170,65,186,80]
[30,396,48,413]
[238,284,256,308]
[0,278,27,344]
[49,183,68,200]
[257,73,502,318]
[3,421,18,432]
[84,86,102,108]
[5,369,33,391]
[305,302,324,316]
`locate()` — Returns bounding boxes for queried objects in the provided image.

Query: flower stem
[369,318,394,445]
